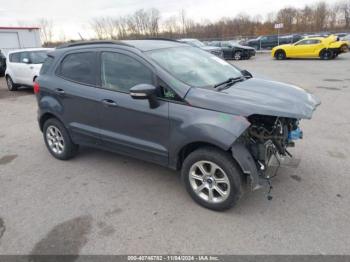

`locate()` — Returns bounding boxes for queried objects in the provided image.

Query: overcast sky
[0,0,340,40]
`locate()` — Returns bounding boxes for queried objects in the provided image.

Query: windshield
[30,51,50,64]
[188,39,205,47]
[147,47,242,88]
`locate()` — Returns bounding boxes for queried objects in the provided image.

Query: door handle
[30,66,34,69]
[101,99,117,107]
[54,88,65,95]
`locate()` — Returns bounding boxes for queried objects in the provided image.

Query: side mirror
[241,69,253,79]
[130,84,159,109]
[22,58,30,64]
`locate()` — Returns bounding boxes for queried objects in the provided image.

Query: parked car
[272,35,349,60]
[244,34,302,50]
[302,32,331,38]
[5,48,53,91]
[0,50,6,77]
[35,40,320,211]
[208,41,255,60]
[178,38,224,57]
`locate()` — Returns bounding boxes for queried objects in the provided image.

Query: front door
[220,42,233,59]
[96,50,170,165]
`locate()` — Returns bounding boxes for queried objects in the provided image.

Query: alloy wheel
[46,125,65,155]
[189,160,231,204]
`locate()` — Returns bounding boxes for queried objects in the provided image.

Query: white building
[0,27,42,55]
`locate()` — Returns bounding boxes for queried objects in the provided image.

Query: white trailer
[0,27,42,55]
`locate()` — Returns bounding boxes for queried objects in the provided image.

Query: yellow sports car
[272,35,349,60]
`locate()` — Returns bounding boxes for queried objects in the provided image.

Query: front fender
[168,102,250,167]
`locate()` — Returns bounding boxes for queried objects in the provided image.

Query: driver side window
[101,52,154,92]
[296,40,312,45]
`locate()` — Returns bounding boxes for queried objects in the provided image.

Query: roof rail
[56,40,133,49]
[141,37,179,42]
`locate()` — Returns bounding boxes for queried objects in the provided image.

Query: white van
[5,48,53,91]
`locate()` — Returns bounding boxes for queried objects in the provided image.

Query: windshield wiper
[213,76,245,90]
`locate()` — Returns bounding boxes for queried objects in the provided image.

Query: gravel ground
[0,53,350,255]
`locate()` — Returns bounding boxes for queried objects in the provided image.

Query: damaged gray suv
[35,40,320,211]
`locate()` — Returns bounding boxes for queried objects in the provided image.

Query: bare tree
[37,18,54,44]
[314,2,329,30]
[338,0,350,28]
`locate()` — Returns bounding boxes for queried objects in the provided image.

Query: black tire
[320,49,333,60]
[181,147,242,211]
[6,75,19,91]
[233,51,242,60]
[275,50,286,60]
[43,118,79,160]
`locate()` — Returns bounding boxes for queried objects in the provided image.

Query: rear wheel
[320,49,333,60]
[43,118,79,160]
[275,50,286,60]
[181,147,242,211]
[6,76,18,91]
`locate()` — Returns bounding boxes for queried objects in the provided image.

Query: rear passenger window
[101,52,153,92]
[58,52,96,85]
[10,53,20,63]
[20,52,30,63]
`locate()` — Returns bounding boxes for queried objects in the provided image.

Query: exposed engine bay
[247,115,302,166]
[240,115,304,198]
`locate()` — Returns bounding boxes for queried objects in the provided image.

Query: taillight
[33,82,40,94]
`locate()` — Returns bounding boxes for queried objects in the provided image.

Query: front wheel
[182,147,242,211]
[275,50,286,60]
[233,51,242,60]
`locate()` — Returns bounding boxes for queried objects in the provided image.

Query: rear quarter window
[40,56,55,75]
[9,53,20,63]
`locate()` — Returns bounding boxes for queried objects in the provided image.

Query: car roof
[56,40,187,52]
[178,38,199,42]
[122,40,187,51]
[302,37,324,41]
[8,48,54,54]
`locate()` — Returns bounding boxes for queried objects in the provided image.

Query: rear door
[18,52,34,84]
[50,51,101,145]
[96,50,170,165]
[8,52,25,83]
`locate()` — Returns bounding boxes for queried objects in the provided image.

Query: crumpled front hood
[185,78,321,119]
